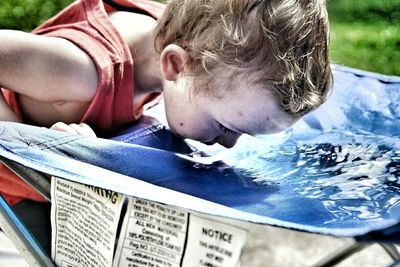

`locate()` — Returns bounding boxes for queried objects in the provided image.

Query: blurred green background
[328,0,400,75]
[0,0,399,75]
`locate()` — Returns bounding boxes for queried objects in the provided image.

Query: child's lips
[202,141,216,145]
[201,138,218,146]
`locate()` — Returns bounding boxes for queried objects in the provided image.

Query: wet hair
[154,0,332,116]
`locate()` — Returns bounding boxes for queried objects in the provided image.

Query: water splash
[220,130,400,222]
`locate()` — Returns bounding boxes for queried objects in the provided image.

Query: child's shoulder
[103,0,165,18]
[108,11,156,47]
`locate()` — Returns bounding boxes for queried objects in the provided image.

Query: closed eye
[218,123,237,135]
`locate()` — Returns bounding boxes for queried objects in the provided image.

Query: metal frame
[0,194,54,267]
[0,156,54,266]
[312,242,400,267]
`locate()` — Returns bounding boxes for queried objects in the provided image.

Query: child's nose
[217,133,241,148]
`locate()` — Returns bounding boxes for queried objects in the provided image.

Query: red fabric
[104,0,164,18]
[0,0,164,204]
[0,164,46,205]
[1,89,23,121]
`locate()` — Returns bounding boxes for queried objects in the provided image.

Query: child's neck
[109,11,163,95]
[131,32,163,95]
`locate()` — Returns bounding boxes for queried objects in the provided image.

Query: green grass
[329,22,400,75]
[327,0,400,75]
[327,0,400,24]
[0,0,399,75]
[0,0,73,31]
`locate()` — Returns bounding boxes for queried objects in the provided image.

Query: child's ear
[160,44,190,81]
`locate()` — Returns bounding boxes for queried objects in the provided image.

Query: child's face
[163,71,297,148]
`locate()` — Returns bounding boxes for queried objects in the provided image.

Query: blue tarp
[0,65,399,241]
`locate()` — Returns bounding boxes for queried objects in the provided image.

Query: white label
[181,215,247,267]
[51,177,125,267]
[113,198,247,267]
[113,198,188,267]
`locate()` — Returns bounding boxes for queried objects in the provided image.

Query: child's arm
[0,29,98,109]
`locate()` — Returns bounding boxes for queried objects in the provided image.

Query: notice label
[113,198,247,267]
[181,215,247,267]
[51,177,125,267]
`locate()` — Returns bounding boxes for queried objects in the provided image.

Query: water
[215,129,400,222]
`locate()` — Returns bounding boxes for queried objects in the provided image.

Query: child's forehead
[207,64,262,81]
[208,66,275,94]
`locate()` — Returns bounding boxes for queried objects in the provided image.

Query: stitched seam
[15,128,85,150]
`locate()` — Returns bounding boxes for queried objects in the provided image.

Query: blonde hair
[155,0,332,115]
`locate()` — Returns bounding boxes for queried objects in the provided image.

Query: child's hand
[50,122,96,137]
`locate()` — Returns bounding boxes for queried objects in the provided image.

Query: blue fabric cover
[0,65,399,241]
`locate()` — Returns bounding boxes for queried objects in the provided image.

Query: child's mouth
[202,140,216,145]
